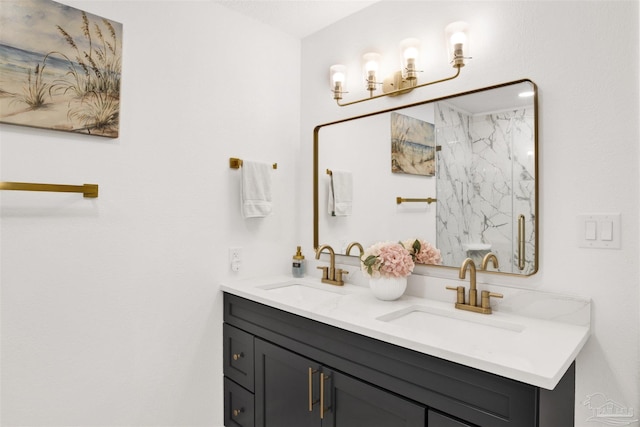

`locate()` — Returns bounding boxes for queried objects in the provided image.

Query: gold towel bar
[0,181,99,198]
[229,157,277,169]
[396,197,437,205]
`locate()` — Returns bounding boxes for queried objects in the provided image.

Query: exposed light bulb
[332,72,345,84]
[364,60,378,73]
[329,64,347,100]
[362,52,381,93]
[445,21,470,68]
[399,38,421,80]
[403,46,418,60]
[450,31,467,47]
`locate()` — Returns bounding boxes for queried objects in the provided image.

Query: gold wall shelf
[229,157,277,170]
[0,181,99,198]
[396,197,437,205]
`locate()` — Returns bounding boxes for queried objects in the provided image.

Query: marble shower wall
[436,102,535,274]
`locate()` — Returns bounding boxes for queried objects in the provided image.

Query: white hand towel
[242,160,273,218]
[328,170,353,216]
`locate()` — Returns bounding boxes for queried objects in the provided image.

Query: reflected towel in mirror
[328,170,352,216]
[242,160,273,218]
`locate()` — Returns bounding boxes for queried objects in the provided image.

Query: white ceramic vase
[369,276,407,301]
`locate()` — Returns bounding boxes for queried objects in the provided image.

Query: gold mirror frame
[314,79,539,276]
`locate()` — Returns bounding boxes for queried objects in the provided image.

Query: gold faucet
[446,257,503,314]
[345,241,364,257]
[481,253,499,271]
[315,244,348,286]
[459,258,478,306]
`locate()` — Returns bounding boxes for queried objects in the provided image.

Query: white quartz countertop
[220,275,591,390]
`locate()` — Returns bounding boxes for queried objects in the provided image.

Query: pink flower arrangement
[402,238,442,265]
[360,241,415,278]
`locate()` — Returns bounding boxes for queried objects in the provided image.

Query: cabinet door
[255,339,321,427]
[428,410,475,427]
[322,369,426,427]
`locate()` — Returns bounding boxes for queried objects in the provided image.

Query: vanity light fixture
[330,21,471,107]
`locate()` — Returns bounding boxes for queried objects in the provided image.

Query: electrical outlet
[229,247,242,261]
[229,247,242,272]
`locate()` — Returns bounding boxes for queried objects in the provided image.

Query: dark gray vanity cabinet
[223,293,575,427]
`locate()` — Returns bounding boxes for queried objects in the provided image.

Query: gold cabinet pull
[308,368,319,411]
[320,373,330,419]
[232,407,244,417]
[518,215,525,270]
[232,352,244,361]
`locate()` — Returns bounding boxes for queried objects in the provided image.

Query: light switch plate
[577,213,621,249]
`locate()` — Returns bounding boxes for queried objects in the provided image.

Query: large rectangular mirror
[314,80,538,275]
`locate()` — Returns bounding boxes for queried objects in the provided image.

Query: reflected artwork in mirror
[314,80,538,276]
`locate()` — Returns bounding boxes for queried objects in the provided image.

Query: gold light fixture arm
[336,67,461,107]
[0,181,98,198]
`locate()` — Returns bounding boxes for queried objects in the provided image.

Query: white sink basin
[377,304,525,334]
[258,282,348,305]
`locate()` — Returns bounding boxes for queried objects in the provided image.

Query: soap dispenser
[292,246,306,278]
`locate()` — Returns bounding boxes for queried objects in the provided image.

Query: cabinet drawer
[429,410,474,427]
[224,324,255,391]
[224,377,255,427]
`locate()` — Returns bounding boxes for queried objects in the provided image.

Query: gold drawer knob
[233,407,244,417]
[232,352,244,361]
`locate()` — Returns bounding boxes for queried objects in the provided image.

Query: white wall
[1,1,300,425]
[2,1,638,426]
[301,1,639,425]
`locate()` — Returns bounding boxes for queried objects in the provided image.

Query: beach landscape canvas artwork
[0,0,122,138]
[390,112,436,176]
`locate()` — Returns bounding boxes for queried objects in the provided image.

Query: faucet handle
[446,286,465,304]
[481,290,503,309]
[316,266,329,280]
[335,269,349,283]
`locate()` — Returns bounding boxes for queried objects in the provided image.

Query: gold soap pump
[292,246,306,278]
